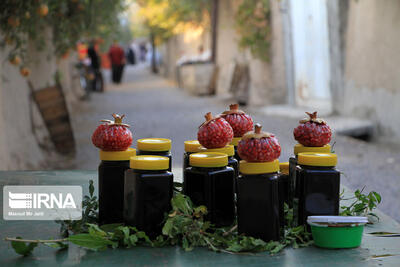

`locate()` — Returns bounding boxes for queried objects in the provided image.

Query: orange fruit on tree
[9,55,21,65]
[37,4,49,17]
[20,67,31,77]
[7,17,20,27]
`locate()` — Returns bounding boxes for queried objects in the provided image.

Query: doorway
[289,0,332,111]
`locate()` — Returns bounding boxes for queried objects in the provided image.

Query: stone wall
[215,0,287,106]
[343,0,400,142]
[159,0,287,105]
[160,28,211,83]
[0,30,78,170]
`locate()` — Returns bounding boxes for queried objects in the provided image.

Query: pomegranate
[92,114,133,151]
[293,111,331,147]
[220,103,253,137]
[197,112,233,149]
[238,123,281,162]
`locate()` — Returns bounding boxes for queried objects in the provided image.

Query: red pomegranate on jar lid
[92,113,133,151]
[220,103,254,137]
[293,111,332,147]
[238,123,281,162]
[197,112,233,149]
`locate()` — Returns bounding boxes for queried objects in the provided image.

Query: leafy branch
[340,186,382,222]
[5,182,312,256]
[6,180,381,257]
[55,180,98,237]
[235,0,271,62]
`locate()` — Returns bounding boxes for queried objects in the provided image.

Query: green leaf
[373,192,382,203]
[129,235,139,246]
[100,223,124,233]
[162,219,174,236]
[68,233,114,251]
[136,231,152,245]
[171,193,192,214]
[11,237,38,256]
[182,237,193,251]
[88,224,107,237]
[270,242,285,254]
[119,226,131,246]
[43,242,68,250]
[152,235,167,247]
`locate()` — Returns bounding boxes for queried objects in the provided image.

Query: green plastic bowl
[307,216,368,249]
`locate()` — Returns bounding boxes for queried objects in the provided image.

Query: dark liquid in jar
[237,173,281,241]
[124,169,173,237]
[297,165,340,227]
[183,166,235,227]
[98,160,130,225]
[278,172,289,229]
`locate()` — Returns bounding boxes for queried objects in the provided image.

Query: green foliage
[11,180,383,257]
[55,180,98,237]
[10,237,38,256]
[0,0,127,67]
[136,0,210,44]
[340,186,382,221]
[8,189,313,256]
[68,224,155,251]
[43,241,68,250]
[235,0,271,62]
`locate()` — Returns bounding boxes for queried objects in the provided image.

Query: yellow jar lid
[279,162,289,175]
[201,145,234,157]
[294,143,331,155]
[130,155,169,170]
[137,138,171,152]
[184,140,202,153]
[189,152,228,168]
[297,153,337,167]
[100,148,136,161]
[230,137,241,146]
[240,159,279,175]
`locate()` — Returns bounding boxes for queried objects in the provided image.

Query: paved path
[65,63,400,222]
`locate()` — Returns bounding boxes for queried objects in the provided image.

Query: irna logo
[8,192,77,209]
[3,185,82,221]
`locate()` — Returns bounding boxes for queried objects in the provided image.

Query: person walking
[87,39,104,91]
[108,40,126,84]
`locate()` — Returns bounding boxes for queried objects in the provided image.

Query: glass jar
[201,145,239,179]
[183,152,235,227]
[290,144,331,226]
[230,137,242,161]
[137,138,172,171]
[98,148,136,225]
[124,155,173,237]
[279,162,289,229]
[296,153,340,227]
[237,160,282,241]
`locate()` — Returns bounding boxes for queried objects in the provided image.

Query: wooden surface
[0,170,400,266]
[32,86,75,154]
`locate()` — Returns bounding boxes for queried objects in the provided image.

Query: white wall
[0,30,77,170]
[344,0,400,142]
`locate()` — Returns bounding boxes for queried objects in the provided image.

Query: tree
[134,0,211,72]
[0,0,127,76]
